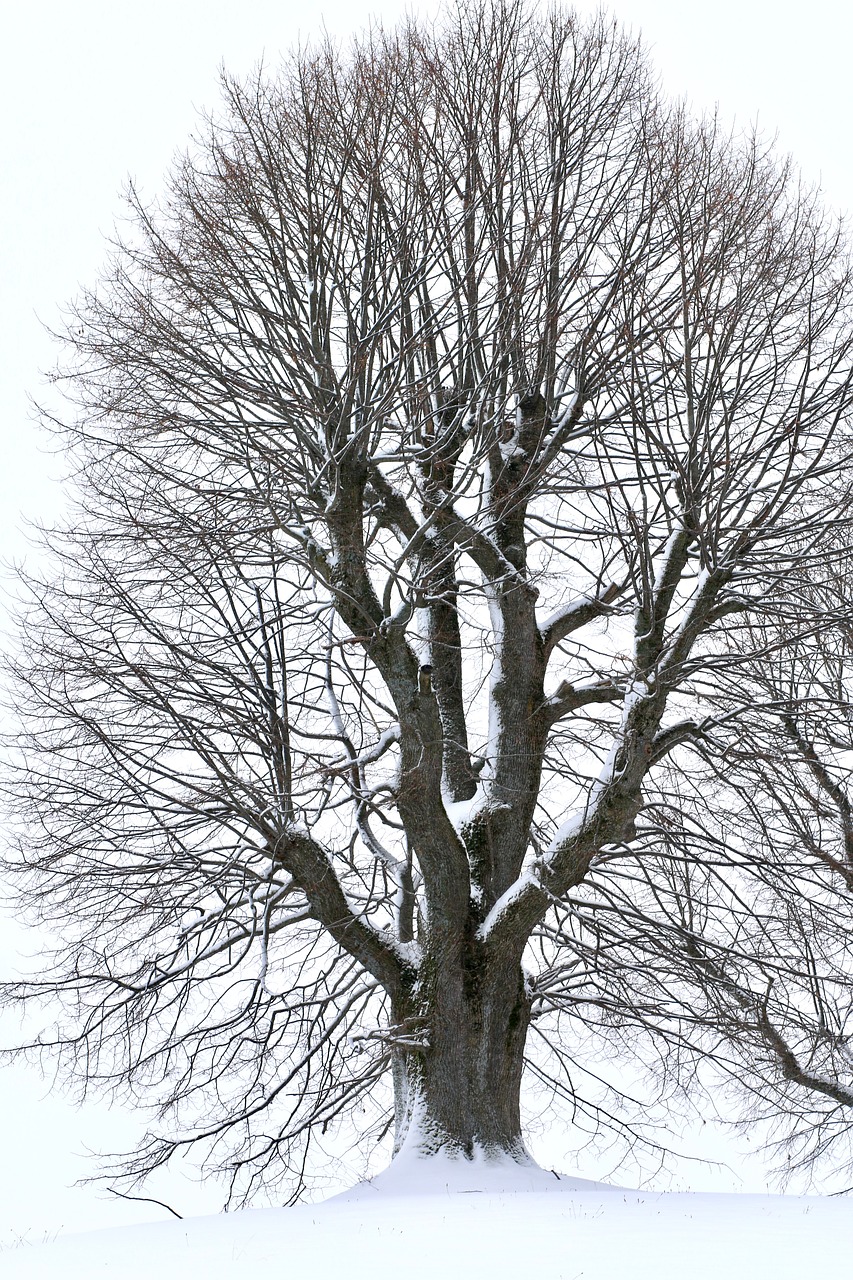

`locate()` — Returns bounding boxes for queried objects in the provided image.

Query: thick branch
[540,582,623,660]
[272,826,404,993]
[540,678,624,728]
[649,718,704,764]
[324,464,470,924]
[424,539,478,801]
[757,1010,853,1109]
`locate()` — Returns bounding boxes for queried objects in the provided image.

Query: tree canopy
[6,0,853,1202]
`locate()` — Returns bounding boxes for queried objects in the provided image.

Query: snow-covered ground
[3,1155,850,1280]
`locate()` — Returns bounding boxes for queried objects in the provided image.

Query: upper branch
[322,463,471,926]
[482,546,733,953]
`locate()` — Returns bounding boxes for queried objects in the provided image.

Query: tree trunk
[392,924,533,1162]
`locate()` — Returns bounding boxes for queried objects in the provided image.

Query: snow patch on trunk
[444,787,486,834]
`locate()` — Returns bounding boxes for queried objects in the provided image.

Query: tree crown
[6,0,853,1201]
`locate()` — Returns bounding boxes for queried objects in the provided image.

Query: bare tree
[6,0,853,1201]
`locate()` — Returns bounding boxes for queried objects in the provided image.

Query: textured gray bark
[392,935,531,1158]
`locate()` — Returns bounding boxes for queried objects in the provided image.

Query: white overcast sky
[1,0,852,1245]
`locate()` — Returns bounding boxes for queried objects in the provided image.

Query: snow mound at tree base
[331,1147,618,1199]
[5,1177,851,1279]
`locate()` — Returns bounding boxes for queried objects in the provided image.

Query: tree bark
[391,917,532,1161]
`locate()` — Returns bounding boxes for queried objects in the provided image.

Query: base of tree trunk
[389,1092,536,1174]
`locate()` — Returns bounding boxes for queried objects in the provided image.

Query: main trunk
[391,935,533,1161]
